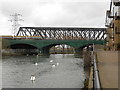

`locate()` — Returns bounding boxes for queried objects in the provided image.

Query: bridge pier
[74,48,83,58]
[38,48,50,56]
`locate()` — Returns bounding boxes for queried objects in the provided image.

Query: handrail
[92,44,101,89]
[93,55,101,89]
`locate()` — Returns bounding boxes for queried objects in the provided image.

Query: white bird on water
[35,62,38,66]
[56,63,59,66]
[37,54,39,58]
[50,60,53,63]
[52,64,56,68]
[30,75,36,81]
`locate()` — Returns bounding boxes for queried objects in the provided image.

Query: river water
[1,54,85,88]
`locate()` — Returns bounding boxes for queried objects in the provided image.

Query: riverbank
[85,51,119,89]
[83,50,92,88]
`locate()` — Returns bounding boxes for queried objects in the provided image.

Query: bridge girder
[17,27,107,40]
[5,39,106,49]
[4,39,106,55]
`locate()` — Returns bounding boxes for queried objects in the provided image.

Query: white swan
[30,75,36,81]
[52,64,56,68]
[56,63,59,66]
[35,62,38,66]
[37,54,39,58]
[50,60,53,63]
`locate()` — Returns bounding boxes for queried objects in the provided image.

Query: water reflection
[2,54,85,88]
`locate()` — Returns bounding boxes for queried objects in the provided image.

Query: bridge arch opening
[40,43,104,56]
[10,44,38,49]
[10,44,38,54]
[41,44,75,55]
[49,44,75,54]
[82,44,105,50]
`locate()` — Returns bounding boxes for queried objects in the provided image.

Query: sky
[0,0,111,35]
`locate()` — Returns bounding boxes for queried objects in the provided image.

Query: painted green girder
[5,39,106,49]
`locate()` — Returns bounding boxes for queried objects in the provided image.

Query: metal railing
[92,44,101,89]
[93,55,101,89]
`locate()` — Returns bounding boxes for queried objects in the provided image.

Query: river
[1,54,85,88]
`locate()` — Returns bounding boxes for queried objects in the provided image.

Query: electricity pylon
[9,13,23,36]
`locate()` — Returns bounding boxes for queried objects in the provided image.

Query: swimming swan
[52,64,56,68]
[56,63,59,66]
[35,62,38,66]
[50,60,53,63]
[30,75,36,81]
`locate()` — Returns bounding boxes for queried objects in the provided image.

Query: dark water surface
[2,54,85,88]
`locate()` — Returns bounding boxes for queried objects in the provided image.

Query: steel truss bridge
[17,27,106,40]
[3,27,107,56]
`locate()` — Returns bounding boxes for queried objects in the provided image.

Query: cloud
[0,0,110,35]
[0,11,11,35]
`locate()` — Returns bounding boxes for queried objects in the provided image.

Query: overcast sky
[0,0,110,35]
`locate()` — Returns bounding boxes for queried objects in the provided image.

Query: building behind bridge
[105,0,120,50]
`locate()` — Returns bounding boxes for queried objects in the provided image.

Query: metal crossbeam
[17,27,106,40]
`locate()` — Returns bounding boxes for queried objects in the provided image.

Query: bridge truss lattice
[17,27,106,40]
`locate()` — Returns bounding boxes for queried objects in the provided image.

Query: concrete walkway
[96,51,118,88]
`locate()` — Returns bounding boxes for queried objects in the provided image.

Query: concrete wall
[0,38,2,50]
[96,51,118,88]
[83,50,92,88]
[0,38,2,59]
